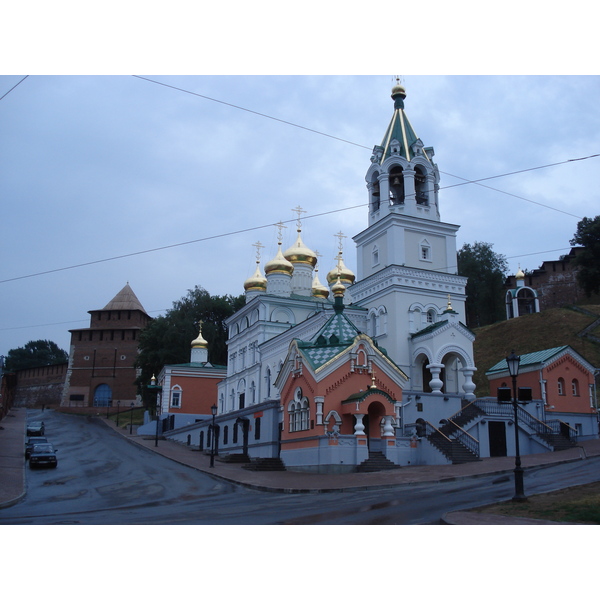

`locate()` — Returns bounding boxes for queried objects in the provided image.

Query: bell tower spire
[366,80,440,225]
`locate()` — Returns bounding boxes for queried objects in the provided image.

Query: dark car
[29,443,58,469]
[26,421,45,436]
[25,436,49,459]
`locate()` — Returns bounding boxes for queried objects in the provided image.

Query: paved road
[2,409,600,525]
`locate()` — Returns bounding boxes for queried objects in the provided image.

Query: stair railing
[545,419,578,442]
[447,419,480,457]
[515,405,554,439]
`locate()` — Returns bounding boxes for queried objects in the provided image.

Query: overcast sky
[1,73,599,357]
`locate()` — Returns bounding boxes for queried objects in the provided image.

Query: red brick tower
[61,283,151,408]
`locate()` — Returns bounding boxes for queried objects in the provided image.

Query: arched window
[170,385,182,408]
[558,377,565,395]
[288,388,310,432]
[223,425,229,444]
[254,417,261,440]
[572,379,579,396]
[427,309,436,324]
[356,348,367,367]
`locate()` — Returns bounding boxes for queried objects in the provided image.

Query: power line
[0,204,365,284]
[0,75,28,101]
[134,75,595,220]
[1,77,594,284]
[132,75,369,150]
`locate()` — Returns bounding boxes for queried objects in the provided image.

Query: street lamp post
[116,400,121,427]
[506,350,527,502]
[210,404,217,468]
[129,402,135,434]
[148,375,162,448]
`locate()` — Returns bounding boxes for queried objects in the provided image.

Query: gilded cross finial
[292,205,306,231]
[275,221,287,244]
[370,368,377,389]
[252,241,264,263]
[334,231,346,253]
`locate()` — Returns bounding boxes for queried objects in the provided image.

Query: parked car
[25,436,49,459]
[29,443,58,469]
[26,421,45,436]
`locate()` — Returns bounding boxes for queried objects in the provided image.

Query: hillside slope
[472,305,600,397]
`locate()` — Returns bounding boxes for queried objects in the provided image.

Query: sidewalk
[3,407,600,523]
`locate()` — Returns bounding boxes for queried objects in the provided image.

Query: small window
[372,246,380,266]
[572,379,579,396]
[427,309,436,324]
[223,425,229,444]
[421,246,430,261]
[170,388,181,408]
[558,377,565,396]
[255,417,261,440]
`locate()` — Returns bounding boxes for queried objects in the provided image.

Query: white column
[382,415,395,437]
[379,173,390,216]
[354,414,366,436]
[460,367,477,400]
[403,167,416,212]
[427,363,444,394]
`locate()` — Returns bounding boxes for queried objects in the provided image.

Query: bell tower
[354,80,459,282]
[351,81,473,388]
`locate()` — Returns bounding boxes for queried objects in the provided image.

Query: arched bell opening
[389,166,405,205]
[369,170,381,213]
[414,165,429,205]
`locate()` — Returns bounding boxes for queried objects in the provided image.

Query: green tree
[135,285,244,389]
[570,215,600,297]
[457,241,508,328]
[5,339,68,371]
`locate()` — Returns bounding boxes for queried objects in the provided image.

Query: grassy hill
[472,305,600,397]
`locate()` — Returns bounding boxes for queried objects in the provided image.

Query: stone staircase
[427,428,480,464]
[541,432,578,452]
[356,451,402,472]
[242,457,287,471]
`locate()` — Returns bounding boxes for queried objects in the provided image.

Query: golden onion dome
[264,244,294,276]
[191,323,208,349]
[327,256,356,286]
[244,264,267,292]
[284,231,317,267]
[515,267,525,280]
[311,271,330,300]
[331,276,346,298]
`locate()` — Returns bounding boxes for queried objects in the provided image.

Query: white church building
[162,82,591,472]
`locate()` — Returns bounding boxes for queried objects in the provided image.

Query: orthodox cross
[252,241,264,263]
[292,205,306,231]
[275,220,287,244]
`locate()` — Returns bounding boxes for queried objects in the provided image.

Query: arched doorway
[93,384,112,407]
